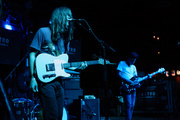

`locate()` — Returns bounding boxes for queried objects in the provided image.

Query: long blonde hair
[50,7,74,42]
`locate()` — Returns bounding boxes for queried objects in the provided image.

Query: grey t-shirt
[30,27,68,56]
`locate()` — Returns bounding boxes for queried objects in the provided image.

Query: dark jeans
[39,80,64,120]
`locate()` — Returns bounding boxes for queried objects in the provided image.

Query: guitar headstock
[157,67,165,74]
[98,58,111,65]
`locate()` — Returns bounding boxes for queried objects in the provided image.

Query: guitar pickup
[43,74,56,79]
[46,63,55,71]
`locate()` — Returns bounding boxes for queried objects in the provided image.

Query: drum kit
[12,98,68,120]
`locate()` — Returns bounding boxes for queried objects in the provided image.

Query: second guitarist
[117,52,150,120]
[117,52,165,120]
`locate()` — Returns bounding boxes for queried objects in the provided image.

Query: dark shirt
[30,27,69,56]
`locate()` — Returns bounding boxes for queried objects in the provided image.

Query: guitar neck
[138,71,159,83]
[63,60,99,68]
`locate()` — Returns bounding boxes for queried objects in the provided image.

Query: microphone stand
[4,51,30,100]
[0,78,15,120]
[77,19,116,120]
[4,51,30,82]
[2,51,30,119]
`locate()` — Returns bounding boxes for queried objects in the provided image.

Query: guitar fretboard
[139,71,160,83]
[63,60,99,68]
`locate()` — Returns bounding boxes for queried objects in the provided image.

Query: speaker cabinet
[0,28,21,65]
[68,99,100,120]
[135,80,174,113]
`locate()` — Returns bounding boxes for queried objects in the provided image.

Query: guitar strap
[48,38,70,56]
[47,42,56,56]
[56,38,65,55]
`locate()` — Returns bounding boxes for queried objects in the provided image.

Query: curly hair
[50,7,74,43]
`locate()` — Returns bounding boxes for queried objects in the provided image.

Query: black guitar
[120,68,165,94]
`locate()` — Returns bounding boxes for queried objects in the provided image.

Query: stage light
[165,71,169,77]
[157,37,159,40]
[4,24,12,30]
[1,21,20,31]
[171,70,176,76]
[177,70,180,75]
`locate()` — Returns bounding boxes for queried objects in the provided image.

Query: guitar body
[121,76,141,94]
[36,53,71,83]
[120,68,165,94]
[35,53,113,83]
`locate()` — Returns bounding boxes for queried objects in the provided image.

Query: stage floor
[109,115,180,120]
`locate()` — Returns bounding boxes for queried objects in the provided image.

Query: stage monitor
[0,28,22,65]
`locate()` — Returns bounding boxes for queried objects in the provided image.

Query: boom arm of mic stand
[4,51,30,81]
[79,19,116,53]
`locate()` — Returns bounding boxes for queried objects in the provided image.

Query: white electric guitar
[36,53,113,83]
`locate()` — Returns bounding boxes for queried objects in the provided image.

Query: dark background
[1,0,180,118]
[1,0,180,69]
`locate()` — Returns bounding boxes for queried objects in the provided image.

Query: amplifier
[64,89,83,105]
[135,80,174,113]
[62,79,80,90]
[81,99,100,120]
[67,99,100,120]
[0,28,21,65]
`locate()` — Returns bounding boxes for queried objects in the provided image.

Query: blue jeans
[123,90,136,120]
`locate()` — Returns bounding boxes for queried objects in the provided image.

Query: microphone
[68,18,84,21]
[92,112,96,116]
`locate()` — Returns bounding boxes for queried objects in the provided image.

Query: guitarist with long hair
[29,7,87,120]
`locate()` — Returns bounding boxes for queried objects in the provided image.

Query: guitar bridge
[43,74,56,79]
